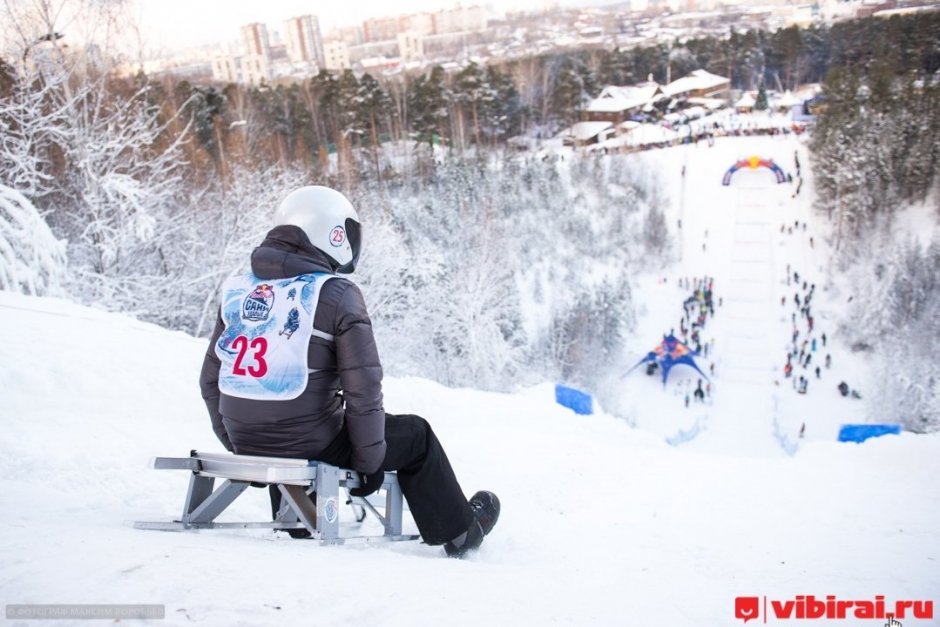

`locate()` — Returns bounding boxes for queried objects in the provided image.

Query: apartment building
[284,15,325,70]
[323,40,351,71]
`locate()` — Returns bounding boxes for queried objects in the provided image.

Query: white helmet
[275,186,362,274]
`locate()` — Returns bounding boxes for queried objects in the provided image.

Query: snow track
[684,183,789,456]
[626,137,827,455]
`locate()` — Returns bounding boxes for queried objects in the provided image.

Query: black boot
[470,491,500,536]
[443,491,500,558]
[443,519,484,558]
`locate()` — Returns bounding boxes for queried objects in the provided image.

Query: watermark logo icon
[736,597,760,623]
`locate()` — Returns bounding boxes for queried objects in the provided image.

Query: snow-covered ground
[616,131,872,455]
[1,130,938,626]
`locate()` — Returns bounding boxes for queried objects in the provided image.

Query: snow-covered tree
[56,78,191,300]
[0,184,66,295]
[548,55,595,127]
[754,79,769,111]
[481,66,523,145]
[407,66,449,149]
[1,0,199,317]
[453,62,487,148]
[842,233,940,433]
[356,73,392,175]
[0,69,73,201]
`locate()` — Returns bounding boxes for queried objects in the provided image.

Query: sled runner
[134,450,418,545]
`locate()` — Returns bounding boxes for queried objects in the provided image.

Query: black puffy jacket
[198,225,387,474]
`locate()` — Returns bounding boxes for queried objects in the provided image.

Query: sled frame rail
[134,450,418,545]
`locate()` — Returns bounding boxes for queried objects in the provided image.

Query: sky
[130,0,554,54]
[1,117,938,624]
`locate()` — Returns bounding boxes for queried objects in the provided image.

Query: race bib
[215,272,335,400]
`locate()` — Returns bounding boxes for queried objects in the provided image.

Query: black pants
[271,413,473,545]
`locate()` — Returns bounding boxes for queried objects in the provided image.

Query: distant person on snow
[199,185,499,557]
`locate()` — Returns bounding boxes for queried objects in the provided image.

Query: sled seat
[134,450,418,545]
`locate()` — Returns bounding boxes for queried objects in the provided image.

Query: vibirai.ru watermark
[735,595,933,624]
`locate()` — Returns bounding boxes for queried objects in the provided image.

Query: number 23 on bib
[215,272,335,400]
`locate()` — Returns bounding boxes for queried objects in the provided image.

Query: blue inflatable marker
[837,424,901,443]
[555,384,593,415]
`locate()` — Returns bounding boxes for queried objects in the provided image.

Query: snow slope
[2,128,939,626]
[617,128,872,456]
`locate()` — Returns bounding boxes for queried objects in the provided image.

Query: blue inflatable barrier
[837,424,901,443]
[555,384,593,415]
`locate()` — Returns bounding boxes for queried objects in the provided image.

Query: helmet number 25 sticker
[330,226,346,246]
[231,335,268,377]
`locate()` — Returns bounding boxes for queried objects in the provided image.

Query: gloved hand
[349,469,384,497]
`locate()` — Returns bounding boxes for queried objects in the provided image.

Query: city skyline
[132,0,562,54]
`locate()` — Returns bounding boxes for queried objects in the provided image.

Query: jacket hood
[250,225,336,279]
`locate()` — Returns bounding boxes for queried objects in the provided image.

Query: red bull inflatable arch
[721,156,786,186]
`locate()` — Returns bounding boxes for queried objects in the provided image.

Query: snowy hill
[612,129,874,456]
[1,295,938,625]
[2,126,939,626]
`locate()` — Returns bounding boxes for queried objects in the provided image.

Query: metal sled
[134,450,419,545]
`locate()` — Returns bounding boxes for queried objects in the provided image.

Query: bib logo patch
[243,284,275,321]
[329,226,346,247]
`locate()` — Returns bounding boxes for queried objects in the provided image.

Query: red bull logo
[243,284,275,322]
